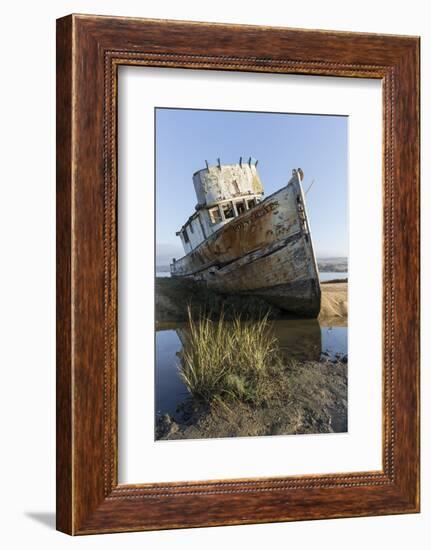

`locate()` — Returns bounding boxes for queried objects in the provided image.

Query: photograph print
[155,107,348,441]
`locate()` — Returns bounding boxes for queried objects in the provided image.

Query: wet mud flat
[155,276,348,441]
[156,357,347,440]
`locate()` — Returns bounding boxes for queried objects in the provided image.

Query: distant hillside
[156,243,184,267]
[317,257,347,273]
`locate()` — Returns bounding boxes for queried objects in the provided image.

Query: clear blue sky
[155,108,348,263]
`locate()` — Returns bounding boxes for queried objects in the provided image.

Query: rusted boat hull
[171,178,321,318]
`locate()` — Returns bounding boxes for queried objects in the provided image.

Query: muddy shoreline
[156,357,347,440]
[155,277,348,441]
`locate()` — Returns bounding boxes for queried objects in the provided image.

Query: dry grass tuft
[178,307,284,406]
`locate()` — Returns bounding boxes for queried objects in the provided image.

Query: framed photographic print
[56,14,420,534]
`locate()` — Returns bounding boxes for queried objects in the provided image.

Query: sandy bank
[319,282,348,325]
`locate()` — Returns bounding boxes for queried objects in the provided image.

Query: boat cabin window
[236,200,246,216]
[247,198,257,209]
[209,207,222,225]
[183,228,190,243]
[222,202,235,220]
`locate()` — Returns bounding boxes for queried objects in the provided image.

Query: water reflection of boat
[269,319,321,361]
[170,161,321,318]
[172,318,321,362]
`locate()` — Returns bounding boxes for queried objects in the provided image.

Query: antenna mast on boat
[305,179,315,195]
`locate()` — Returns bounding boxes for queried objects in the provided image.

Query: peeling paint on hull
[171,177,321,318]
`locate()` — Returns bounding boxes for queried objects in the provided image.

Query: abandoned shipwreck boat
[170,159,321,318]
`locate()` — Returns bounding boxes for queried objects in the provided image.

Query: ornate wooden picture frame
[56,14,420,534]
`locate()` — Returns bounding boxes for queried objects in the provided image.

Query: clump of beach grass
[178,307,284,407]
